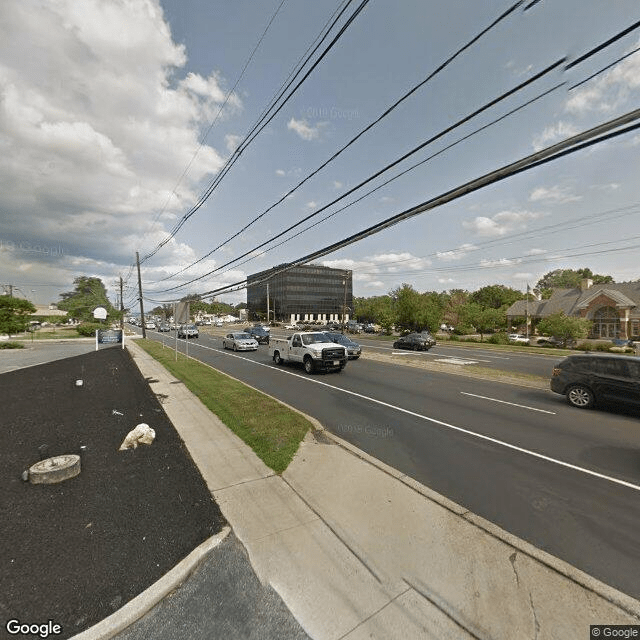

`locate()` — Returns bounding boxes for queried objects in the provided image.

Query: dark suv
[550,354,640,409]
[245,325,270,344]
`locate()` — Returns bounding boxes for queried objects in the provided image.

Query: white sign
[93,307,107,320]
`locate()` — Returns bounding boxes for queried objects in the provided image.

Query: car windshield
[301,333,330,345]
[234,333,251,339]
[326,333,352,346]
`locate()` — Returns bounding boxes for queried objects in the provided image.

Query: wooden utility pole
[119,276,124,329]
[136,252,146,339]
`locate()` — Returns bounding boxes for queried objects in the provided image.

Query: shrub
[0,341,25,349]
[448,334,460,341]
[594,343,612,352]
[486,332,510,345]
[453,325,474,335]
[76,322,104,337]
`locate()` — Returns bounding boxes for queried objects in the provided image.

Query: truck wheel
[339,362,346,371]
[303,356,314,374]
[273,351,283,365]
[233,344,237,351]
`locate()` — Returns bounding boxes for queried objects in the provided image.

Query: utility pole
[266,282,269,325]
[342,271,348,333]
[136,252,146,339]
[119,276,124,330]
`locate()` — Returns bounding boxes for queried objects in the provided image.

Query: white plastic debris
[112,409,123,416]
[119,423,156,451]
[75,380,83,387]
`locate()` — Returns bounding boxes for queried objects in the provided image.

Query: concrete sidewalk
[114,340,640,639]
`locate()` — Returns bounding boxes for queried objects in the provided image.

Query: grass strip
[136,339,312,474]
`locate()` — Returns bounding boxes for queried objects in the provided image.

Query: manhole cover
[29,454,81,484]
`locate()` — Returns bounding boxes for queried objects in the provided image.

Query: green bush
[0,341,25,349]
[76,322,104,337]
[594,343,612,352]
[448,334,460,341]
[453,325,474,335]
[486,332,510,345]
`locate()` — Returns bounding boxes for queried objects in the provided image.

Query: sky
[1,0,639,309]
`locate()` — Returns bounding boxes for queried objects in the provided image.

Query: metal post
[266,282,270,325]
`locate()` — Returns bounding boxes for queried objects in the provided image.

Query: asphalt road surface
[140,328,640,600]
[0,339,96,374]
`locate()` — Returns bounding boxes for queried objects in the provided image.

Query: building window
[592,306,620,339]
[631,320,639,339]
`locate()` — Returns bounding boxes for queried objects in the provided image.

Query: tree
[536,268,614,294]
[469,284,522,310]
[0,296,36,337]
[58,277,119,323]
[537,312,591,347]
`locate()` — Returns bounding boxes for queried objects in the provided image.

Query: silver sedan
[222,332,259,351]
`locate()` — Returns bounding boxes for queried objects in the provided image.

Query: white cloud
[532,121,579,151]
[480,257,522,267]
[225,134,242,153]
[525,248,547,256]
[512,272,533,281]
[333,181,343,189]
[306,201,317,209]
[0,0,235,295]
[436,243,477,261]
[529,185,581,203]
[566,42,640,114]
[275,169,286,176]
[462,210,546,237]
[287,117,326,141]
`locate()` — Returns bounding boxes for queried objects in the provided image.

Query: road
[142,328,640,600]
[0,339,96,374]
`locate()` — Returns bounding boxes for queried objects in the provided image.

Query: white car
[508,333,530,344]
[285,323,297,330]
[145,321,156,330]
[223,332,259,351]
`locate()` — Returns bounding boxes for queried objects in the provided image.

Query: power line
[568,45,640,91]
[160,0,527,281]
[565,18,640,70]
[139,0,368,263]
[159,56,566,291]
[175,107,640,301]
[137,0,289,254]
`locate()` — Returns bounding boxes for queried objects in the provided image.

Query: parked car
[177,324,199,339]
[158,323,171,332]
[508,333,530,344]
[324,332,361,359]
[393,334,433,351]
[285,323,297,330]
[244,326,270,344]
[363,324,377,333]
[550,354,640,409]
[144,321,156,330]
[223,332,259,351]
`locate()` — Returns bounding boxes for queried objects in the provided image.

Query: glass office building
[247,264,353,323]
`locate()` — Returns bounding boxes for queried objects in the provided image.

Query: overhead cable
[140,0,368,263]
[565,18,640,70]
[180,107,640,301]
[161,0,527,280]
[159,57,566,291]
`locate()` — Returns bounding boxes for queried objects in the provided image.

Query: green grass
[13,327,84,340]
[137,339,313,474]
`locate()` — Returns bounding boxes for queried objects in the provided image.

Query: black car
[419,331,437,347]
[244,325,270,344]
[550,354,640,409]
[324,332,361,359]
[393,334,433,351]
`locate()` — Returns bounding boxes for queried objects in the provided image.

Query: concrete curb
[71,527,231,640]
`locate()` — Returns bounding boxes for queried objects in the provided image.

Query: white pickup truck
[269,332,347,373]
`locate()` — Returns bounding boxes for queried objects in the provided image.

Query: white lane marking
[362,342,509,361]
[434,358,479,365]
[160,338,640,494]
[460,392,556,415]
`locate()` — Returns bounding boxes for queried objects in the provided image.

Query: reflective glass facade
[247,264,353,321]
